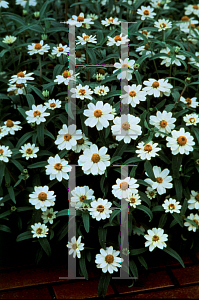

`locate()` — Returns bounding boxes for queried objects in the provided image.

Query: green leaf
[124,157,142,164]
[152,205,164,212]
[16,231,33,242]
[39,238,51,256]
[98,227,107,248]
[174,178,183,202]
[129,259,138,278]
[109,209,120,223]
[172,213,183,227]
[184,218,198,229]
[192,127,199,144]
[79,252,88,280]
[98,272,112,298]
[7,186,16,204]
[82,212,90,233]
[40,0,54,19]
[16,131,34,148]
[110,156,121,165]
[56,209,69,217]
[37,123,44,146]
[10,159,24,172]
[131,225,145,236]
[138,191,151,207]
[163,246,185,268]
[27,161,47,169]
[57,224,68,241]
[136,205,153,221]
[130,248,147,255]
[172,154,183,179]
[144,161,155,181]
[0,210,12,219]
[53,64,64,79]
[17,206,34,212]
[26,94,35,108]
[0,224,11,233]
[158,214,167,228]
[86,48,97,64]
[138,255,148,270]
[155,99,166,111]
[17,107,28,120]
[0,162,5,186]
[181,198,188,216]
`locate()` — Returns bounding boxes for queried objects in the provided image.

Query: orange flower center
[54,163,62,170]
[129,90,136,97]
[80,195,86,202]
[49,102,56,108]
[185,98,192,106]
[195,194,199,201]
[188,24,195,28]
[193,219,199,225]
[0,149,4,154]
[152,81,160,88]
[181,16,190,21]
[47,213,53,218]
[114,35,122,42]
[16,83,24,88]
[177,136,187,146]
[160,22,166,28]
[120,181,129,190]
[58,47,64,52]
[64,134,71,141]
[91,153,100,163]
[77,138,84,145]
[144,44,150,50]
[108,18,114,22]
[99,88,105,94]
[38,192,47,201]
[169,203,175,209]
[156,177,163,183]
[76,50,82,58]
[33,110,41,117]
[193,5,199,9]
[6,119,14,127]
[83,35,89,40]
[36,228,43,234]
[144,144,152,152]
[79,88,86,95]
[63,71,71,78]
[149,191,154,197]
[142,30,148,35]
[34,43,42,50]
[167,51,172,56]
[121,64,128,68]
[77,16,84,22]
[130,197,136,203]
[160,120,167,128]
[152,235,159,241]
[96,205,105,211]
[122,122,130,130]
[26,148,33,154]
[98,68,105,75]
[72,244,77,249]
[143,9,150,15]
[17,71,25,77]
[105,254,114,264]
[94,109,102,118]
[189,117,195,123]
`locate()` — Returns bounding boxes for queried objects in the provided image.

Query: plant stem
[162,30,165,42]
[153,60,159,79]
[39,55,42,85]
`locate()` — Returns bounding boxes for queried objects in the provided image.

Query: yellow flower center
[58,47,64,52]
[143,9,150,15]
[17,71,25,77]
[26,148,33,154]
[6,119,14,127]
[108,18,114,22]
[16,83,24,88]
[144,144,152,152]
[120,181,129,190]
[130,197,136,203]
[77,138,84,145]
[156,177,163,183]
[96,205,105,211]
[152,235,159,241]
[38,192,47,201]
[0,149,4,155]
[122,122,130,130]
[177,136,187,146]
[63,71,71,78]
[34,43,42,50]
[79,88,86,95]
[160,22,166,28]
[160,120,167,128]
[169,203,175,210]
[33,110,41,117]
[152,81,160,88]
[94,109,102,118]
[189,117,195,123]
[114,35,122,42]
[54,163,62,170]
[99,88,105,94]
[83,35,89,40]
[36,228,43,234]
[64,134,71,141]
[77,16,84,22]
[181,16,190,21]
[80,195,86,202]
[49,102,56,108]
[91,153,100,163]
[195,193,199,201]
[105,254,114,264]
[129,90,136,97]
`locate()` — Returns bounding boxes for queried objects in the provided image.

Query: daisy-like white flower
[160,47,186,67]
[113,58,135,80]
[67,12,94,27]
[31,222,49,238]
[0,126,9,139]
[107,34,130,47]
[145,187,157,199]
[112,177,139,200]
[95,246,123,274]
[101,17,120,26]
[151,0,170,9]
[29,186,56,211]
[70,186,95,208]
[9,70,34,85]
[149,110,176,138]
[73,133,92,153]
[143,78,173,98]
[66,236,84,258]
[44,99,62,110]
[88,198,112,221]
[0,0,9,8]
[180,96,198,108]
[78,144,110,176]
[51,43,69,57]
[144,228,168,251]
[25,104,50,125]
[144,166,173,195]
[185,4,199,17]
[183,113,199,126]
[0,145,12,162]
[45,154,72,182]
[154,19,172,31]
[54,124,82,151]
[126,193,141,208]
[27,40,50,56]
[71,84,93,100]
[136,141,161,160]
[166,128,195,155]
[188,51,199,68]
[76,50,86,63]
[41,208,58,224]
[86,13,98,20]
[184,213,199,232]
[76,33,97,45]
[83,101,114,131]
[120,84,147,107]
[54,70,78,86]
[135,43,155,57]
[2,119,22,135]
[188,190,199,210]
[7,83,27,95]
[137,29,154,41]
[137,5,156,20]
[19,143,39,160]
[94,85,109,96]
[179,21,199,34]
[2,35,16,44]
[111,114,142,143]
[16,0,37,7]
[162,198,182,214]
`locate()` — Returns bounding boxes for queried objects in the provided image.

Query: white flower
[25,104,50,125]
[45,154,72,182]
[160,47,186,67]
[149,110,176,138]
[179,20,199,34]
[54,124,82,151]
[29,186,56,211]
[66,236,84,258]
[93,85,109,96]
[137,29,154,41]
[135,44,155,57]
[184,213,199,232]
[162,198,182,214]
[83,101,114,131]
[67,13,94,27]
[180,96,198,108]
[136,141,161,160]
[112,177,139,200]
[0,0,9,8]
[111,114,142,143]
[0,145,12,162]
[2,35,17,44]
[16,0,37,7]
[78,144,110,175]
[95,246,123,274]
[44,99,62,110]
[154,19,172,31]
[88,198,112,221]
[9,70,34,85]
[73,133,92,153]
[188,190,199,210]
[76,33,97,45]
[107,34,130,47]
[185,4,199,17]
[151,0,170,9]
[7,83,27,95]
[19,143,39,160]
[101,17,120,26]
[41,208,58,224]
[144,228,168,252]
[120,84,147,107]
[126,193,141,208]
[183,113,199,126]
[2,119,22,135]
[87,13,98,20]
[51,43,69,57]
[145,166,173,195]
[145,187,157,199]
[31,222,49,238]
[54,70,78,86]
[0,197,4,207]
[143,78,173,98]
[137,5,156,20]
[188,52,199,68]
[70,186,95,208]
[113,58,135,80]
[0,126,9,139]
[76,50,86,63]
[71,84,93,100]
[166,128,195,155]
[27,40,50,55]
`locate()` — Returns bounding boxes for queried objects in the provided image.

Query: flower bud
[175,47,180,53]
[22,169,28,174]
[34,12,40,18]
[23,10,27,16]
[186,77,191,83]
[41,34,48,41]
[11,206,17,212]
[195,159,199,165]
[30,122,36,128]
[42,90,50,98]
[23,174,29,180]
[134,64,140,70]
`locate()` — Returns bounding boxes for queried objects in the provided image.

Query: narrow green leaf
[172,213,183,227]
[27,161,47,169]
[26,94,35,108]
[136,205,153,221]
[37,123,44,146]
[98,227,107,248]
[79,252,88,280]
[98,272,112,298]
[0,162,5,186]
[130,248,147,255]
[158,214,167,228]
[144,161,155,181]
[109,209,120,223]
[39,238,51,256]
[10,159,24,172]
[152,205,164,212]
[16,131,34,148]
[138,255,148,270]
[82,212,90,233]
[172,154,183,179]
[163,246,185,268]
[129,259,138,278]
[8,187,16,204]
[16,231,33,242]
[174,178,183,202]
[131,225,145,236]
